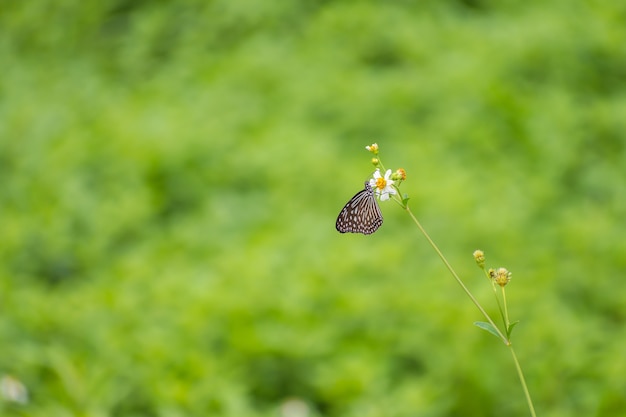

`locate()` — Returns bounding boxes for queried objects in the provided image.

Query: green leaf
[506,321,520,338]
[474,321,501,339]
[402,195,410,206]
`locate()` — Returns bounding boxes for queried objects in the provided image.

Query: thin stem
[488,277,507,331]
[509,346,537,417]
[396,192,535,415]
[501,286,510,328]
[404,206,508,345]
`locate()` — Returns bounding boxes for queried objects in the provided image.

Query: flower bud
[392,168,406,182]
[365,143,379,155]
[493,267,511,287]
[473,250,485,268]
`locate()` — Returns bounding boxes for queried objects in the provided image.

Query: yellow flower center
[375,177,386,190]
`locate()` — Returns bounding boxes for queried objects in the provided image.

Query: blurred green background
[1,1,625,416]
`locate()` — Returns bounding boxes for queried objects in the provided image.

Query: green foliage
[474,321,501,340]
[1,0,626,416]
[507,321,519,340]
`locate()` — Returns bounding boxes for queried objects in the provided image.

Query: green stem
[404,206,508,345]
[486,277,508,333]
[501,286,510,328]
[405,205,537,415]
[509,346,537,417]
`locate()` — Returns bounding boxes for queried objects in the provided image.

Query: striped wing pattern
[336,182,383,235]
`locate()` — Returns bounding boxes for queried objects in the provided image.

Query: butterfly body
[336,182,383,235]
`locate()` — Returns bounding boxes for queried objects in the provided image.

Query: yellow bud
[473,250,485,268]
[493,267,511,287]
[392,168,406,181]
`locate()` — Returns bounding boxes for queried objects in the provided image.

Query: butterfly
[336,181,383,235]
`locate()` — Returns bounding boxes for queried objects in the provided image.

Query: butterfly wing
[336,182,383,235]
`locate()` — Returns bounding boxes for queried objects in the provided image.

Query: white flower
[365,143,379,154]
[0,375,28,404]
[369,169,396,201]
